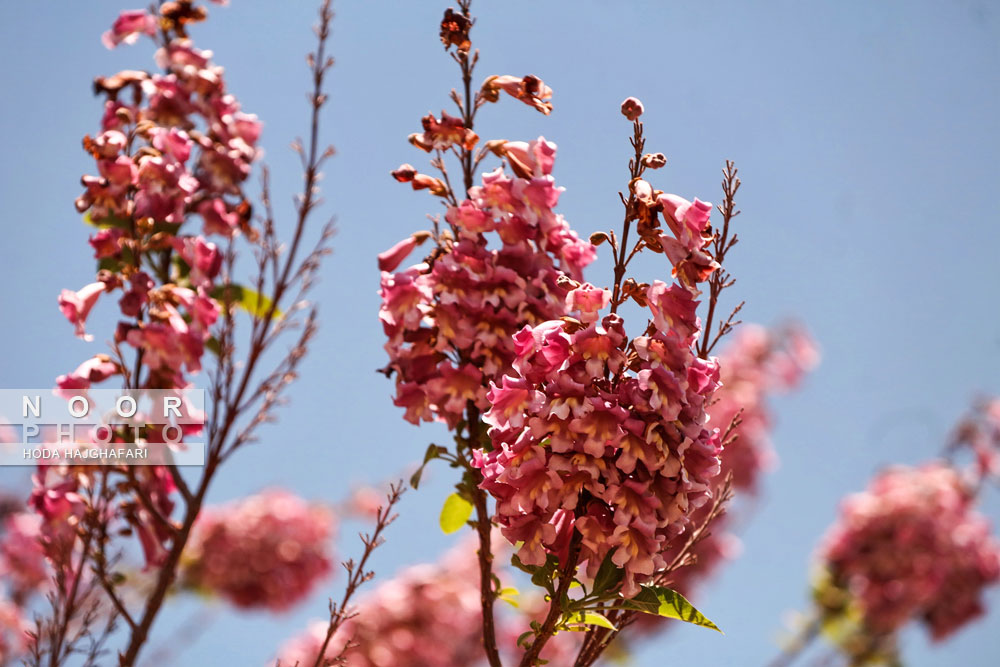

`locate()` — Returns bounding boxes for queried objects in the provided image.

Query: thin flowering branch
[26,1,338,665]
[117,4,336,662]
[699,161,742,359]
[308,482,404,667]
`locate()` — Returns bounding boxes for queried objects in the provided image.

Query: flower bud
[620,96,644,121]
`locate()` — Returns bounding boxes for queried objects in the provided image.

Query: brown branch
[116,3,336,664]
[697,160,741,359]
[310,483,404,667]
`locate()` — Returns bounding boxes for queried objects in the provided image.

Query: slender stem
[609,120,644,314]
[518,539,581,667]
[117,4,335,663]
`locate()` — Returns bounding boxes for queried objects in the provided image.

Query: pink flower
[172,236,222,289]
[378,235,420,272]
[446,200,495,235]
[198,198,242,237]
[645,280,699,342]
[58,282,106,341]
[502,138,557,179]
[184,490,335,611]
[55,355,119,390]
[101,10,157,50]
[88,227,125,259]
[565,283,610,323]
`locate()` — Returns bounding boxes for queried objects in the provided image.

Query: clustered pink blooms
[817,463,1000,641]
[39,3,261,574]
[474,186,728,596]
[182,490,334,611]
[379,137,595,429]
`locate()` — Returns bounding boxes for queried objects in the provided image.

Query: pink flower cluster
[183,490,334,611]
[62,6,261,390]
[818,463,1000,640]
[379,138,595,428]
[42,3,260,574]
[475,271,724,595]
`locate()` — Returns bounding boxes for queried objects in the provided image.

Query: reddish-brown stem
[609,120,645,314]
[311,484,404,667]
[117,3,335,664]
[697,160,741,359]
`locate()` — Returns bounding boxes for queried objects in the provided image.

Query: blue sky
[1,0,998,665]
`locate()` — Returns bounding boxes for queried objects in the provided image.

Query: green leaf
[83,212,131,229]
[623,586,722,633]
[516,631,534,649]
[410,444,445,489]
[497,586,520,608]
[590,550,623,596]
[210,284,282,320]
[563,611,617,631]
[439,493,473,534]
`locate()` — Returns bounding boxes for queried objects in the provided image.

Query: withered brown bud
[96,270,121,290]
[484,139,508,157]
[589,231,611,247]
[641,153,667,169]
[556,275,581,290]
[160,0,208,38]
[391,164,418,183]
[94,70,148,96]
[440,8,472,52]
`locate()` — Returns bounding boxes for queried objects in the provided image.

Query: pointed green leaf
[563,611,617,631]
[410,444,445,489]
[83,212,131,229]
[210,284,282,320]
[497,586,520,608]
[439,493,473,534]
[623,586,722,633]
[590,550,623,596]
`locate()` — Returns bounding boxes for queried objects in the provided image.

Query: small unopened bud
[589,231,611,247]
[641,153,667,169]
[620,97,644,121]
